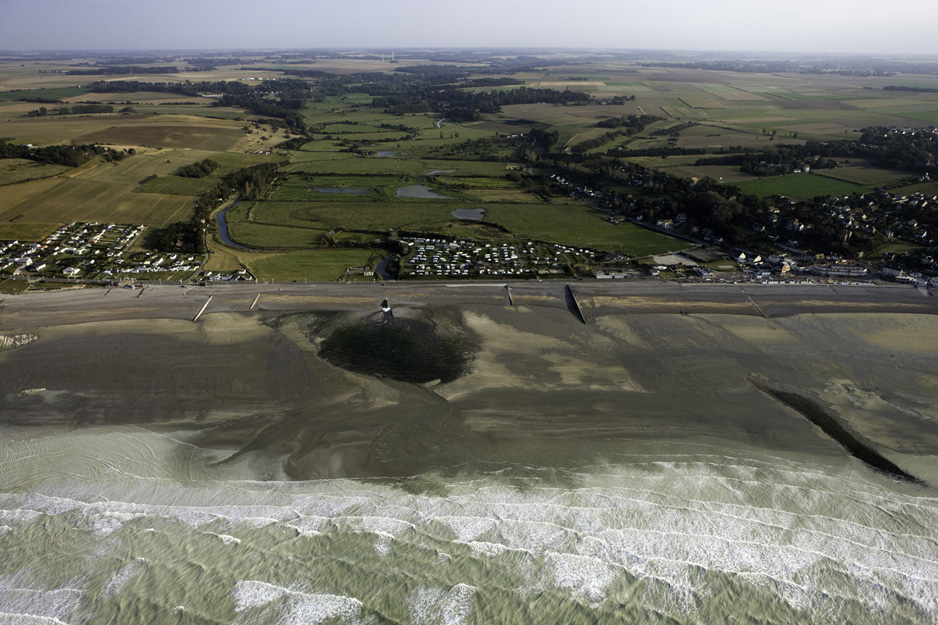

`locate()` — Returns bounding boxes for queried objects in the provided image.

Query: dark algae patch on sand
[299,308,480,384]
[749,375,924,484]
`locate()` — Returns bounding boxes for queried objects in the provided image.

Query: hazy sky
[1,0,936,55]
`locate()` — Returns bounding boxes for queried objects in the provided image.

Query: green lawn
[226,196,684,255]
[0,279,30,294]
[482,204,685,253]
[733,174,869,200]
[813,164,909,187]
[247,249,381,281]
[136,175,218,196]
[0,222,61,242]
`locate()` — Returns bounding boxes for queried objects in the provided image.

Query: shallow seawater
[315,312,479,384]
[0,425,936,625]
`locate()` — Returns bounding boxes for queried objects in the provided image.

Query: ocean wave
[408,584,476,625]
[232,581,365,625]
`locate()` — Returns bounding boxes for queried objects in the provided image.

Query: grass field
[733,173,869,200]
[0,223,60,242]
[890,180,938,195]
[0,279,30,294]
[0,176,196,226]
[482,204,685,253]
[811,161,910,187]
[226,193,685,254]
[0,159,72,186]
[76,123,245,150]
[247,249,380,281]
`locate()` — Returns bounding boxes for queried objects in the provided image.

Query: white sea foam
[103,558,147,597]
[232,581,365,625]
[0,584,81,624]
[544,552,619,606]
[0,614,68,625]
[215,533,241,545]
[436,515,497,542]
[460,540,512,557]
[3,429,938,623]
[408,584,476,625]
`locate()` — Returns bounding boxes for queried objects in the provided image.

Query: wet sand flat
[2,282,938,624]
[0,281,936,481]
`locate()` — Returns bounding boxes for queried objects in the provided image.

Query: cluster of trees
[568,116,661,154]
[88,79,311,133]
[148,221,203,254]
[276,136,309,150]
[853,128,938,174]
[694,146,839,176]
[552,146,893,255]
[154,162,285,254]
[16,96,62,104]
[373,86,590,121]
[611,146,707,158]
[26,104,114,117]
[0,140,130,167]
[596,114,660,130]
[175,159,219,178]
[460,77,525,88]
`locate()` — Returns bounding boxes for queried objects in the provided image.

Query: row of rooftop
[400,237,597,278]
[0,222,250,283]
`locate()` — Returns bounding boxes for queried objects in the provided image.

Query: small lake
[315,188,370,196]
[452,208,485,221]
[375,151,396,158]
[396,184,452,200]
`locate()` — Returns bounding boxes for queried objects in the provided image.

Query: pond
[315,188,370,196]
[451,208,485,221]
[396,184,452,200]
[375,151,396,158]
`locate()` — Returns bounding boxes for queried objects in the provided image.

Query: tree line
[694,146,839,176]
[0,140,130,167]
[27,104,114,117]
[175,159,218,178]
[373,86,590,121]
[88,79,312,133]
[152,162,286,254]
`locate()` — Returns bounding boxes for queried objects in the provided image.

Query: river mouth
[299,308,480,385]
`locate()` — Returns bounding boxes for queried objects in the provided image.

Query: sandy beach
[1,280,936,481]
[3,281,938,624]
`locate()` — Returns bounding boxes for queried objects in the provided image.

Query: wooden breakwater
[565,285,587,324]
